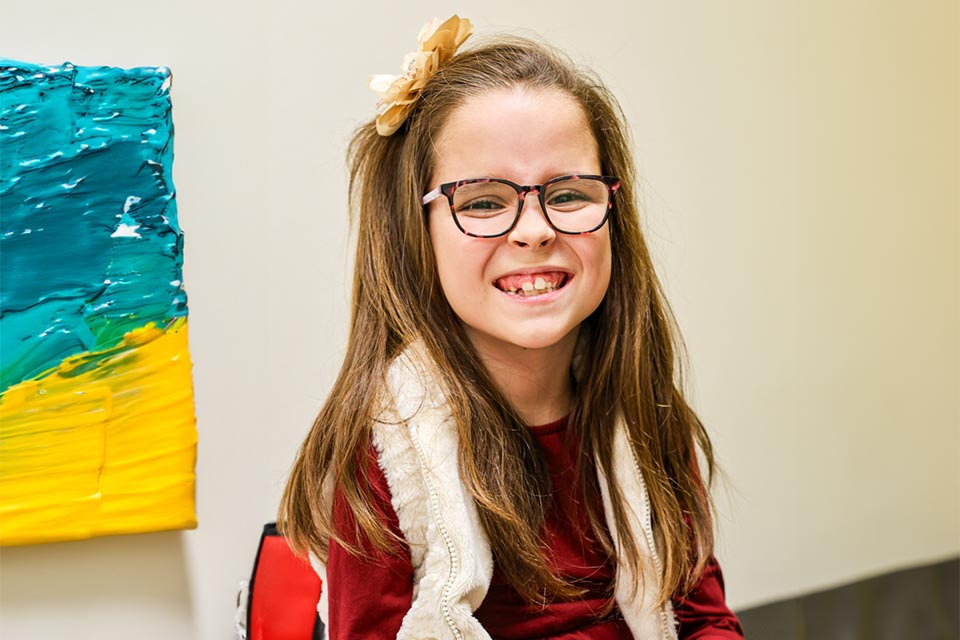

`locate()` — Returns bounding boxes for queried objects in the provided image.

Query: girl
[281,16,744,640]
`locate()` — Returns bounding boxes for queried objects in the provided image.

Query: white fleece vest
[314,348,678,640]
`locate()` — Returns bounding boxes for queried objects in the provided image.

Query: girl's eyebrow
[465,171,595,182]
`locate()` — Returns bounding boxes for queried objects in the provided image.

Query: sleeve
[672,555,745,640]
[326,444,414,639]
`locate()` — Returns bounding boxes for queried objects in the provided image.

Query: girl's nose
[507,192,556,248]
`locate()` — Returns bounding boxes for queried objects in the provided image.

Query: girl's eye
[457,198,512,217]
[546,190,590,209]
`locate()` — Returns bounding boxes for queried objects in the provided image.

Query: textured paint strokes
[0,60,185,392]
[0,320,197,545]
[0,60,196,546]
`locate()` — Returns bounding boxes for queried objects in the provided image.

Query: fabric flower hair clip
[369,15,473,136]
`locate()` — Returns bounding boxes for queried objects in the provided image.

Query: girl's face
[427,87,612,361]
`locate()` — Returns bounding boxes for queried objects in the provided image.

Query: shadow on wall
[0,530,195,639]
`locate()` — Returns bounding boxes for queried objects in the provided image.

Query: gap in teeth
[505,276,562,295]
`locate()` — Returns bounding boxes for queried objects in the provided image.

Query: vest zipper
[411,424,464,640]
[628,447,677,639]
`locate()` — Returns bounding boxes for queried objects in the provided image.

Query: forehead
[432,87,600,184]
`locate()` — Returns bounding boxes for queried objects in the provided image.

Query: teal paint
[0,61,187,393]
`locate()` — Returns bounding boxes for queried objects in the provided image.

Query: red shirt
[327,418,744,639]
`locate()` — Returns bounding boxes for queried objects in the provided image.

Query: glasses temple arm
[422,186,443,206]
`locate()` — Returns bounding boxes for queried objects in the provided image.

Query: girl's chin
[464,325,581,356]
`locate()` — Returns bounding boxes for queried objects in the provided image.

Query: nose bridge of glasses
[510,185,556,238]
[517,185,546,214]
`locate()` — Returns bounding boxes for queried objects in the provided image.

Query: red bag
[246,522,324,640]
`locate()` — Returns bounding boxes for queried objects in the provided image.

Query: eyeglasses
[421,174,620,238]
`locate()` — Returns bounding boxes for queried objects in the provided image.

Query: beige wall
[1,1,956,638]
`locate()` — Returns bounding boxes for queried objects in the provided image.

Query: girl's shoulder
[378,341,451,428]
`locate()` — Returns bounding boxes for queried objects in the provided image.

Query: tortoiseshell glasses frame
[421,174,621,238]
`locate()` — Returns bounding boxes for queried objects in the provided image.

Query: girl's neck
[465,329,578,426]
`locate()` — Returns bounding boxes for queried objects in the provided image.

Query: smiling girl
[281,16,744,639]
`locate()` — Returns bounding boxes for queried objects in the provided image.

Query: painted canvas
[0,60,197,546]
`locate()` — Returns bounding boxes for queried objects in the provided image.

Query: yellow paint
[0,318,197,546]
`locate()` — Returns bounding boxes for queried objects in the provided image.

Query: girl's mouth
[493,271,570,297]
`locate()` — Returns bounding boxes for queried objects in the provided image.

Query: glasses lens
[451,181,519,236]
[543,178,610,233]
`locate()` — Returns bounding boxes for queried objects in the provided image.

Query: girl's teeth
[504,279,560,296]
[495,272,566,296]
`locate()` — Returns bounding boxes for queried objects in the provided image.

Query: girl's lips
[494,270,569,294]
[493,270,574,300]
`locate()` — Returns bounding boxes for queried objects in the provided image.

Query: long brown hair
[280,35,717,606]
